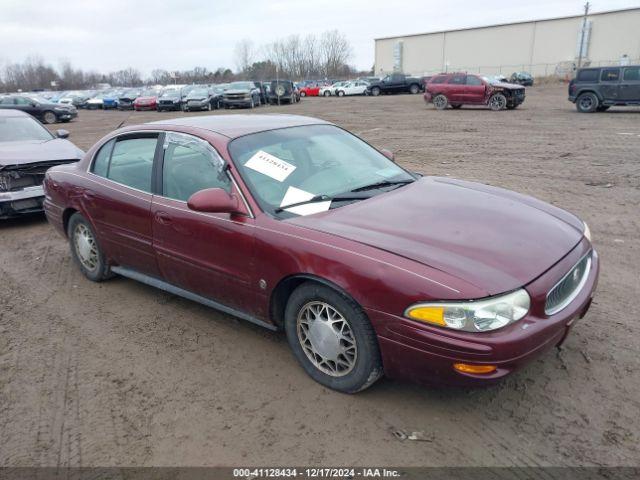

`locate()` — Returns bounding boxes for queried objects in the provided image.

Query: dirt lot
[1,85,639,468]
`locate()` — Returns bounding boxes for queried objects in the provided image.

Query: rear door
[446,74,466,103]
[599,68,620,102]
[619,66,640,102]
[150,132,257,313]
[84,132,161,277]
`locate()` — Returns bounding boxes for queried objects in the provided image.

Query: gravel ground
[1,85,639,468]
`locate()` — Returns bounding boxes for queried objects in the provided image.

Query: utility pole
[577,1,590,68]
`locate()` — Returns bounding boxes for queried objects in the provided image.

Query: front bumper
[223,98,252,107]
[0,186,45,218]
[56,110,78,120]
[369,240,599,386]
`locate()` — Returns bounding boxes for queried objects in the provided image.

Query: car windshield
[0,116,54,142]
[189,88,208,96]
[229,124,415,217]
[230,82,253,89]
[162,91,180,98]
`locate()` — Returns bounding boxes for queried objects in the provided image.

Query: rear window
[600,68,620,82]
[623,67,640,81]
[576,69,599,82]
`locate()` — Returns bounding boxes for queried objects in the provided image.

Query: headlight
[405,289,530,332]
[583,222,592,242]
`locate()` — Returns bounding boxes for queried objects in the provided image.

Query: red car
[298,84,321,97]
[133,90,161,111]
[43,115,598,393]
[425,73,526,110]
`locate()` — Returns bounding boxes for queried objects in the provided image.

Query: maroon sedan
[43,115,598,393]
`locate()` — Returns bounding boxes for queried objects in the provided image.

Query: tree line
[0,30,367,92]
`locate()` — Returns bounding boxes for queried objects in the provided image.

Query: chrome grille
[545,252,592,315]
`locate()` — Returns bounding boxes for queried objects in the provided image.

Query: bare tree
[234,39,255,74]
[319,30,353,78]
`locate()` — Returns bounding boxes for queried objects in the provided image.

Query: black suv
[569,66,640,112]
[267,80,299,105]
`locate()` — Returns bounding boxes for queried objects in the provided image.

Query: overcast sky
[1,0,638,75]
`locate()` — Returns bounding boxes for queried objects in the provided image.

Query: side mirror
[187,188,241,214]
[380,148,395,162]
[56,129,70,139]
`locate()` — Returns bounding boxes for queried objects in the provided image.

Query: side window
[107,137,157,192]
[15,97,31,105]
[600,68,620,82]
[162,133,229,202]
[623,67,640,81]
[466,75,483,86]
[91,139,114,177]
[430,76,446,84]
[0,97,15,105]
[577,69,599,82]
[448,75,466,85]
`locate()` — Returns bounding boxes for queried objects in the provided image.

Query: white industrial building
[374,7,640,77]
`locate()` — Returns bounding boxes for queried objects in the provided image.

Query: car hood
[0,139,84,166]
[289,177,583,295]
[490,81,525,89]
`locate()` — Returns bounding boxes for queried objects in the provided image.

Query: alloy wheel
[73,224,99,272]
[296,301,357,377]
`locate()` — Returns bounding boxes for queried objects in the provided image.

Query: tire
[284,282,383,393]
[42,111,57,124]
[323,91,331,97]
[67,213,112,282]
[409,84,420,94]
[451,104,462,109]
[371,86,381,96]
[300,91,306,97]
[337,90,345,97]
[433,94,448,110]
[576,92,598,113]
[489,93,507,111]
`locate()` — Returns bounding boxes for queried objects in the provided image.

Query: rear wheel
[371,86,381,96]
[300,91,307,97]
[576,92,598,113]
[489,93,507,111]
[285,282,383,393]
[43,111,57,124]
[433,94,448,110]
[68,213,112,282]
[337,90,345,97]
[323,90,331,97]
[409,84,420,94]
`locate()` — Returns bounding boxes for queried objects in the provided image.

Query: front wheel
[576,92,598,113]
[337,90,345,97]
[371,87,381,96]
[68,213,112,282]
[42,111,57,124]
[433,94,448,110]
[285,282,383,393]
[323,91,331,97]
[409,84,420,94]
[300,91,306,97]
[489,93,507,111]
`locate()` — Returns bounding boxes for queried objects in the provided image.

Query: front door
[464,75,487,103]
[599,68,620,102]
[151,132,257,313]
[619,66,640,102]
[83,132,161,277]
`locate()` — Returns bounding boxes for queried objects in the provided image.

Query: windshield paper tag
[280,187,330,216]
[245,151,296,182]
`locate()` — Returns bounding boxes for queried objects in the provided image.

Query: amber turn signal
[453,363,497,374]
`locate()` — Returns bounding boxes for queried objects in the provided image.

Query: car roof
[146,114,331,139]
[0,109,30,118]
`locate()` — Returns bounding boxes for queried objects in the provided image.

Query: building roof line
[374,6,640,41]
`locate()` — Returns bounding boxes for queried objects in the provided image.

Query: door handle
[155,211,172,225]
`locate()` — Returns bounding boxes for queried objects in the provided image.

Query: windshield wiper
[350,179,414,193]
[275,193,367,213]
